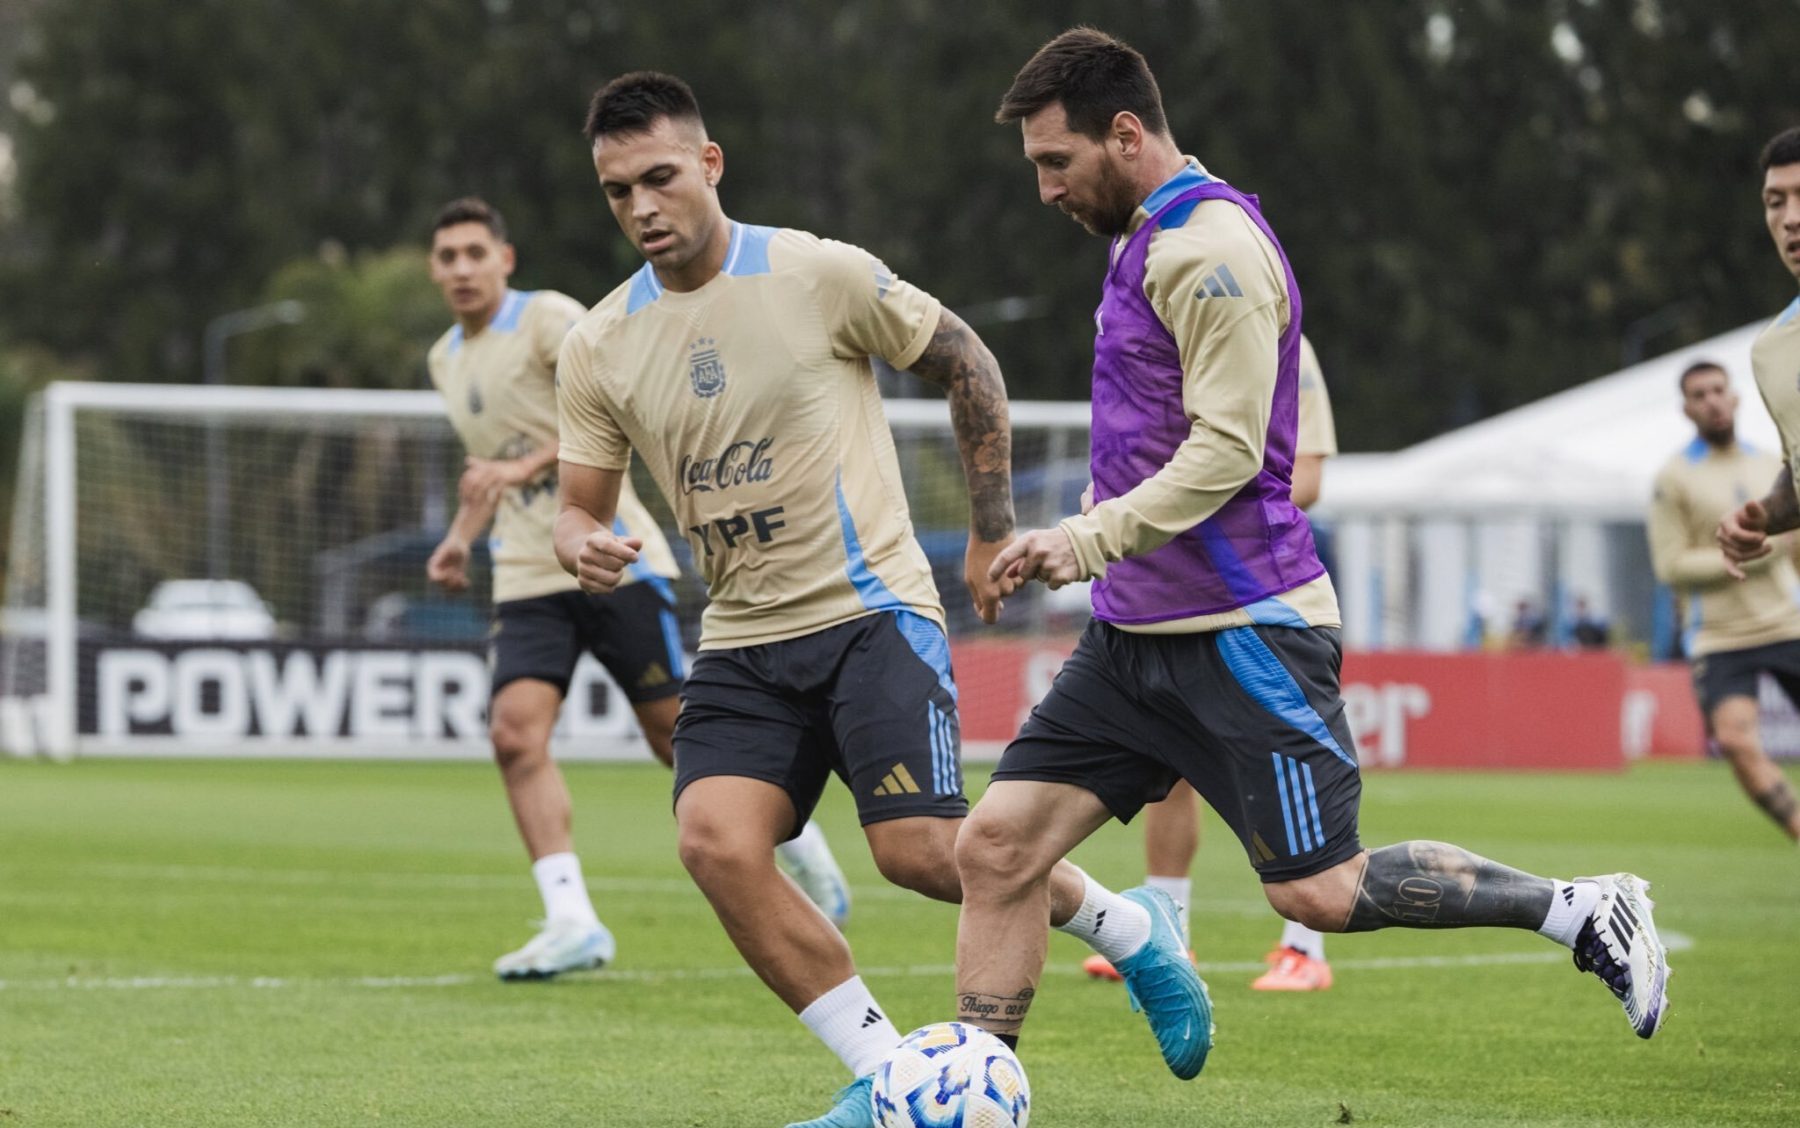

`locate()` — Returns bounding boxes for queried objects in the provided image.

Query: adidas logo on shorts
[872,764,920,797]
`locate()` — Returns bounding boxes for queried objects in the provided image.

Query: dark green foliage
[2,0,1799,450]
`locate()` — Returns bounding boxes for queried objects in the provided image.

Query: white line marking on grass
[0,932,1693,993]
[40,862,1283,915]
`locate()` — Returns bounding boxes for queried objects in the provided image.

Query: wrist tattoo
[957,987,1035,1035]
[910,311,1015,542]
[1344,841,1553,932]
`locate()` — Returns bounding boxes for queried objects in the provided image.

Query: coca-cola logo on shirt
[679,438,775,494]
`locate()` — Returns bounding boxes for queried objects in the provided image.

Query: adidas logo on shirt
[872,764,921,797]
[1194,263,1244,300]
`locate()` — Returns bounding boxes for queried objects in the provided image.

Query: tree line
[1,0,1798,466]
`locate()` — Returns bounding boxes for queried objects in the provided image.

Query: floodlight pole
[201,300,305,578]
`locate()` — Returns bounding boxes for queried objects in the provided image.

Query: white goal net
[0,383,1093,760]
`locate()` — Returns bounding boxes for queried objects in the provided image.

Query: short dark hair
[996,27,1168,139]
[1678,360,1726,393]
[1762,127,1800,171]
[431,197,507,242]
[585,71,704,144]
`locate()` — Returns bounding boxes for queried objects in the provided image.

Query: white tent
[1309,321,1780,650]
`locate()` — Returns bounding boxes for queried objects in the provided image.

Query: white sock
[532,852,599,926]
[1144,875,1191,946]
[776,820,834,874]
[1280,920,1326,960]
[1537,880,1602,949]
[798,976,901,1079]
[1054,871,1152,963]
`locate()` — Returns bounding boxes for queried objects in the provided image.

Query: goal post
[0,383,1094,761]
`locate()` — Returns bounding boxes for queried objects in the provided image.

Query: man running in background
[1650,359,1800,841]
[424,196,850,979]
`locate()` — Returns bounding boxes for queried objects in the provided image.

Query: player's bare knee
[1713,731,1762,768]
[953,810,1041,896]
[676,816,762,888]
[872,845,960,903]
[488,715,548,773]
[1264,874,1352,932]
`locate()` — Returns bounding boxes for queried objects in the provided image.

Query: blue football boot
[1113,886,1215,1079]
[784,1073,874,1128]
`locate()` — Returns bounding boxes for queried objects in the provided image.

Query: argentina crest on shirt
[688,336,727,398]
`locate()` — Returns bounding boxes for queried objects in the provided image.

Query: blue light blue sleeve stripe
[1301,760,1325,849]
[1217,628,1356,768]
[1272,752,1299,857]
[1779,295,1800,327]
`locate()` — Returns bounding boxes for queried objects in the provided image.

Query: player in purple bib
[1090,176,1323,623]
[948,29,1673,1081]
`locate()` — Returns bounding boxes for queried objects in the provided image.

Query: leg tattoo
[1344,841,1554,932]
[1753,777,1800,834]
[958,988,1035,1038]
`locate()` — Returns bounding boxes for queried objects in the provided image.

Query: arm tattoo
[958,987,1034,1036]
[1754,777,1799,830]
[1763,464,1800,535]
[1343,841,1553,932]
[908,309,1015,542]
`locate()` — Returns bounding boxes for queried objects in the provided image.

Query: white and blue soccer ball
[871,1021,1030,1128]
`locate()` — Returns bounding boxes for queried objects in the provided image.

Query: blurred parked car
[132,580,277,640]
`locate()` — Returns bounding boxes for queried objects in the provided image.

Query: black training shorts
[995,620,1364,883]
[1690,637,1800,719]
[490,580,685,704]
[672,610,968,836]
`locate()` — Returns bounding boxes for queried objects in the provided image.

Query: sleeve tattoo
[907,309,1015,542]
[1763,463,1800,536]
[1343,841,1553,932]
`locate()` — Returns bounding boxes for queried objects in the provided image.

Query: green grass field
[1,757,1796,1127]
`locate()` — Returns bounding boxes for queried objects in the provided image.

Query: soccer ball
[871,1021,1030,1128]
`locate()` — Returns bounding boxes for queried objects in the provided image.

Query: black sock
[996,1033,1019,1051]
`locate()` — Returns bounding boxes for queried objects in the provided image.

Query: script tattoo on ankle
[1754,777,1799,829]
[958,988,1034,1035]
[1343,841,1554,932]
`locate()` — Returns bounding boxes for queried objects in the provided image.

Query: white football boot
[493,917,616,981]
[1571,873,1670,1038]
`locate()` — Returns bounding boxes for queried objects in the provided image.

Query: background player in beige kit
[1650,359,1800,841]
[554,71,1160,1128]
[423,197,850,980]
